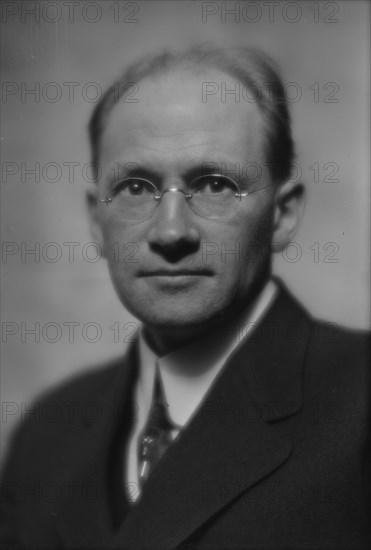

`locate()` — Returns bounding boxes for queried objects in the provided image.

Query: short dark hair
[88,43,294,184]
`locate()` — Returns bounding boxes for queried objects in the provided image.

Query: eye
[190,175,236,195]
[112,178,156,197]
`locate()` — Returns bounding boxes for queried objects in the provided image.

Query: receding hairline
[89,44,294,184]
[94,44,284,123]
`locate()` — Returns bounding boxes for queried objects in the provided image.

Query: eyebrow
[183,165,222,182]
[106,164,161,188]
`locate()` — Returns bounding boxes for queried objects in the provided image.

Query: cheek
[100,223,139,278]
[204,207,274,271]
[241,211,274,262]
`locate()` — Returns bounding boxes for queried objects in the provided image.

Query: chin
[125,299,224,331]
[140,310,214,329]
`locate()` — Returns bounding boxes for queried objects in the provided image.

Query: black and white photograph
[0,1,370,549]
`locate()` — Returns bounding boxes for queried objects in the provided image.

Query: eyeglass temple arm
[100,197,112,206]
[237,183,272,197]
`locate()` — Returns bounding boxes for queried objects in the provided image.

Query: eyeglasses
[99,174,270,222]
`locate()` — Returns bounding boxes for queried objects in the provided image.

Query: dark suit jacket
[1,281,370,550]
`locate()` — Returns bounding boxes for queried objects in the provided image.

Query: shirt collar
[137,278,278,428]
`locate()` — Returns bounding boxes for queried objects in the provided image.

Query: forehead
[100,68,265,176]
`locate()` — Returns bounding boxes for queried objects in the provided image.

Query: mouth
[138,269,214,277]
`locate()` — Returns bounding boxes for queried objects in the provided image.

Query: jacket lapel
[52,344,139,548]
[108,283,312,549]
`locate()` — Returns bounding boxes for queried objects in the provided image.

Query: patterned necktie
[137,368,174,491]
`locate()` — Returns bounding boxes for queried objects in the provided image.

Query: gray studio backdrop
[1,0,370,463]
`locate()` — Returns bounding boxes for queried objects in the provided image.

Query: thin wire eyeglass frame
[99,173,271,220]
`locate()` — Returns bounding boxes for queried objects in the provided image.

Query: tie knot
[137,368,174,490]
[146,400,173,431]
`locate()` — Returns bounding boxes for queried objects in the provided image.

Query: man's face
[95,68,276,338]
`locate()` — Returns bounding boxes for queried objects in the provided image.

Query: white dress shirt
[125,279,278,501]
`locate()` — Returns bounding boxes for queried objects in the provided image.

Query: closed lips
[138,269,213,276]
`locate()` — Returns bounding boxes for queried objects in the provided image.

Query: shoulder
[35,354,124,404]
[2,351,134,468]
[272,278,369,401]
[16,353,127,426]
[274,277,369,365]
[302,318,370,429]
[306,318,369,378]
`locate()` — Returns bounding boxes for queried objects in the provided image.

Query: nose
[147,189,200,254]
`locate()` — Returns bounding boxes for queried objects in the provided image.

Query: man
[1,44,369,549]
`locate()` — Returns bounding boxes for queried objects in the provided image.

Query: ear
[86,188,106,258]
[272,180,306,252]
